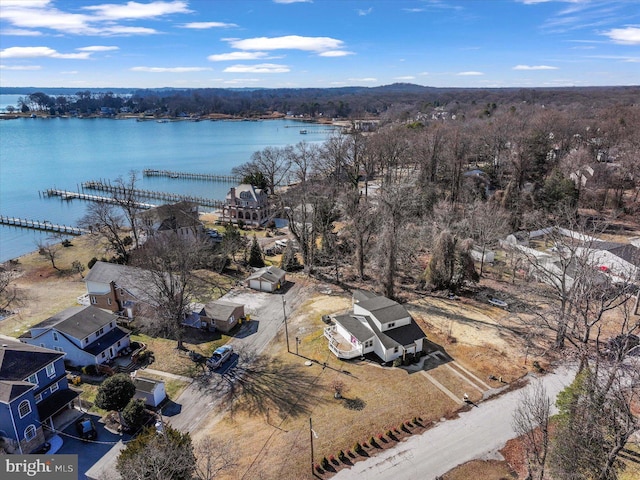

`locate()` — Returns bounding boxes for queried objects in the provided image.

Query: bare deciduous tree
[79,201,132,262]
[512,380,552,480]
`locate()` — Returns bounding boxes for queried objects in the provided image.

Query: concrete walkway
[333,364,577,480]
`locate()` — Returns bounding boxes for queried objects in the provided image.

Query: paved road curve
[334,364,577,480]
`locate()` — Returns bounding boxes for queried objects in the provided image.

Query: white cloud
[357,8,373,16]
[181,21,238,29]
[348,77,377,83]
[2,28,43,36]
[227,35,344,53]
[395,76,416,80]
[0,64,42,71]
[82,1,191,20]
[0,0,173,36]
[61,70,79,74]
[76,46,120,52]
[318,50,353,57]
[131,66,212,72]
[0,46,91,59]
[603,26,640,45]
[457,71,484,76]
[513,64,558,70]
[208,52,270,61]
[224,63,290,73]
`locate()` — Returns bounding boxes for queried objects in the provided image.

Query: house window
[101,352,106,358]
[387,323,395,329]
[24,425,37,441]
[91,296,97,304]
[53,332,59,341]
[27,374,38,385]
[117,341,121,347]
[50,382,59,393]
[34,393,42,403]
[393,347,399,353]
[54,346,63,352]
[18,400,31,418]
[96,327,104,338]
[110,322,113,328]
[45,363,55,378]
[107,298,112,306]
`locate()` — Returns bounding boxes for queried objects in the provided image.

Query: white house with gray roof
[20,306,130,367]
[324,291,426,363]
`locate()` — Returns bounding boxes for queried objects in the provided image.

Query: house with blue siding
[0,336,78,454]
[20,306,131,367]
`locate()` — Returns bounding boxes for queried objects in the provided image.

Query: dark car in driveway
[76,417,98,440]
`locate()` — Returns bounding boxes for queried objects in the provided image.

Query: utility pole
[310,417,316,476]
[283,296,290,353]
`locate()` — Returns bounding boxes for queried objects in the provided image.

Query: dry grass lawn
[442,459,516,480]
[192,290,535,480]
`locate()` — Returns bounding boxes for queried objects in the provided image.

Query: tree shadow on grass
[342,397,366,411]
[199,350,327,419]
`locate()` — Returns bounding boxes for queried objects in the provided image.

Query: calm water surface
[0,114,333,262]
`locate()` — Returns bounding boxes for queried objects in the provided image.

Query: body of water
[0,103,334,262]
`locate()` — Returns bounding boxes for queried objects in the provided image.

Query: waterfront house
[138,201,203,240]
[220,184,271,227]
[20,306,130,367]
[324,291,426,363]
[246,266,286,292]
[0,336,78,454]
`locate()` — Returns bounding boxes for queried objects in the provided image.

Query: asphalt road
[162,282,304,433]
[333,364,577,480]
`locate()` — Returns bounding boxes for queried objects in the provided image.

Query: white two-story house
[20,306,131,367]
[324,291,426,363]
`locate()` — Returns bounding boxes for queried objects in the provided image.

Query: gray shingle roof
[35,306,118,340]
[0,380,33,403]
[84,261,159,305]
[333,314,375,343]
[364,317,426,349]
[0,337,64,383]
[357,297,410,324]
[203,300,243,321]
[247,266,286,283]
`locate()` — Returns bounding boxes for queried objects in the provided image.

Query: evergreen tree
[248,235,265,268]
[280,241,300,271]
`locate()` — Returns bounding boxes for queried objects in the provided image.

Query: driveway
[56,412,131,479]
[163,282,305,433]
[333,364,577,480]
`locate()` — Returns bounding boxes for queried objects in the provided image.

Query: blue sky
[0,0,638,89]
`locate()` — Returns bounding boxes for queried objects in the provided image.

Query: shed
[246,266,286,293]
[132,376,166,408]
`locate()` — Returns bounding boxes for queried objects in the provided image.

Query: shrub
[329,454,337,465]
[338,450,346,462]
[81,364,98,376]
[314,464,323,474]
[386,429,393,437]
[412,416,419,425]
[353,442,363,453]
[392,358,402,367]
[321,457,330,469]
[347,449,354,458]
[377,433,384,440]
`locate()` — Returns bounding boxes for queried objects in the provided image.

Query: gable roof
[365,316,426,349]
[133,376,163,393]
[84,261,158,304]
[228,184,266,202]
[357,296,410,324]
[0,336,63,385]
[352,290,379,303]
[140,201,200,231]
[592,241,640,267]
[0,380,34,403]
[334,314,375,343]
[247,266,286,283]
[202,300,244,321]
[29,306,117,341]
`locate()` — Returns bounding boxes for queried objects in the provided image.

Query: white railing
[324,326,362,359]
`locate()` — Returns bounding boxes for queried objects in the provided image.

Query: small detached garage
[132,375,166,408]
[246,266,286,293]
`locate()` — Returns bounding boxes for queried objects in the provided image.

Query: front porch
[324,326,363,359]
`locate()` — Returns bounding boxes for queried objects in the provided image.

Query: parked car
[75,417,97,440]
[206,345,233,369]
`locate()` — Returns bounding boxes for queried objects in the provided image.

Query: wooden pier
[0,215,89,235]
[43,189,156,209]
[143,169,240,183]
[81,181,225,209]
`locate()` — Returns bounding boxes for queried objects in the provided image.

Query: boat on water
[299,129,308,134]
[157,119,169,123]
